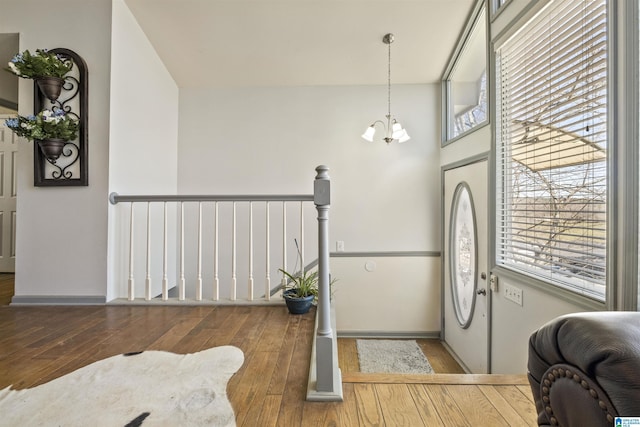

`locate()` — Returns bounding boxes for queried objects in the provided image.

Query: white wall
[107,0,180,301]
[178,84,442,333]
[333,256,441,334]
[109,0,178,194]
[1,0,112,300]
[179,84,439,250]
[490,276,589,373]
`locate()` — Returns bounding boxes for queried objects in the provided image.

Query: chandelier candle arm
[361,33,410,144]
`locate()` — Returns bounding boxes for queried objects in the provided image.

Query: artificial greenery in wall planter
[6,49,71,102]
[5,109,79,163]
[5,48,88,186]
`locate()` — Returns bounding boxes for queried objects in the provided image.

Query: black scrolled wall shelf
[33,48,88,186]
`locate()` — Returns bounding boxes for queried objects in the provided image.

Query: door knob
[480,272,487,280]
[476,288,487,296]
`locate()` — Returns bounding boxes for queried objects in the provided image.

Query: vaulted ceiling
[123,0,475,88]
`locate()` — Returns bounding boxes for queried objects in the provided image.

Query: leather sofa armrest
[528,312,640,426]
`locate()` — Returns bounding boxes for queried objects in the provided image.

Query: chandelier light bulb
[391,121,404,139]
[361,125,376,142]
[398,130,411,143]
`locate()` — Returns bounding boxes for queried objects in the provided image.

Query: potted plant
[4,109,79,163]
[279,268,319,314]
[279,239,337,314]
[5,49,72,101]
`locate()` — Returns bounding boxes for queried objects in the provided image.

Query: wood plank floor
[0,273,14,306]
[0,305,537,426]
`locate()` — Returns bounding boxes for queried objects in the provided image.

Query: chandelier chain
[387,38,391,118]
[361,32,409,144]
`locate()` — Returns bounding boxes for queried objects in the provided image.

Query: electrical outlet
[504,283,523,306]
[336,241,345,252]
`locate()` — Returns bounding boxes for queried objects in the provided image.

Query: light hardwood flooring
[0,305,537,426]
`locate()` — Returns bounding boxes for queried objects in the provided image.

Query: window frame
[441,0,489,146]
[491,0,512,19]
[625,0,640,310]
[491,0,615,307]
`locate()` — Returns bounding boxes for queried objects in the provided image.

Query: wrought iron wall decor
[33,48,88,186]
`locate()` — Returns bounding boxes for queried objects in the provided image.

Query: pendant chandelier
[361,33,410,144]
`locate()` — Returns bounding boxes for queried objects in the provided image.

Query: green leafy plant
[279,268,319,299]
[5,49,72,79]
[4,109,79,142]
[279,239,337,303]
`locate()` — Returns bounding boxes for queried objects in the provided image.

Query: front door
[443,158,489,373]
[0,116,17,272]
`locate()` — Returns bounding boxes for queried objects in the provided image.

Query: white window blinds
[496,0,608,300]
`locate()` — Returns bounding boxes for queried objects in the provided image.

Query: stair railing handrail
[110,194,314,203]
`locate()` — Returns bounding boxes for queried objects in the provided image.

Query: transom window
[442,1,488,143]
[495,0,608,300]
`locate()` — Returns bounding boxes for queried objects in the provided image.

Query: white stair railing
[108,168,334,304]
[110,165,341,400]
[110,195,316,302]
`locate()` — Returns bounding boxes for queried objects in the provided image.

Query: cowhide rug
[0,345,244,426]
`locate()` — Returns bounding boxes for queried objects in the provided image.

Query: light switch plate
[504,283,523,306]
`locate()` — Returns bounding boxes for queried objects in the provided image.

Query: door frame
[441,151,492,373]
[0,114,17,274]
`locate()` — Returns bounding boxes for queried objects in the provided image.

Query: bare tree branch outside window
[497,0,607,298]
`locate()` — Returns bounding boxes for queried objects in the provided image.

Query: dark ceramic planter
[283,289,314,314]
[37,138,66,163]
[36,76,65,102]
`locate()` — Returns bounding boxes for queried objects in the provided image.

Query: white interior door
[443,158,489,373]
[0,116,17,272]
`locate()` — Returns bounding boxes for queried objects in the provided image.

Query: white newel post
[311,165,342,399]
[315,166,331,340]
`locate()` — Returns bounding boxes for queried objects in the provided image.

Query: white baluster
[213,201,219,300]
[300,201,304,274]
[179,201,185,301]
[265,201,271,301]
[231,201,237,300]
[145,202,152,300]
[196,201,203,301]
[281,201,287,289]
[162,201,168,300]
[128,203,135,301]
[248,201,254,301]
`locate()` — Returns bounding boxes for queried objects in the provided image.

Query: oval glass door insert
[449,182,478,328]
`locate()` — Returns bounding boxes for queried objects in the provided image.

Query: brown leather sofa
[527,312,640,426]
